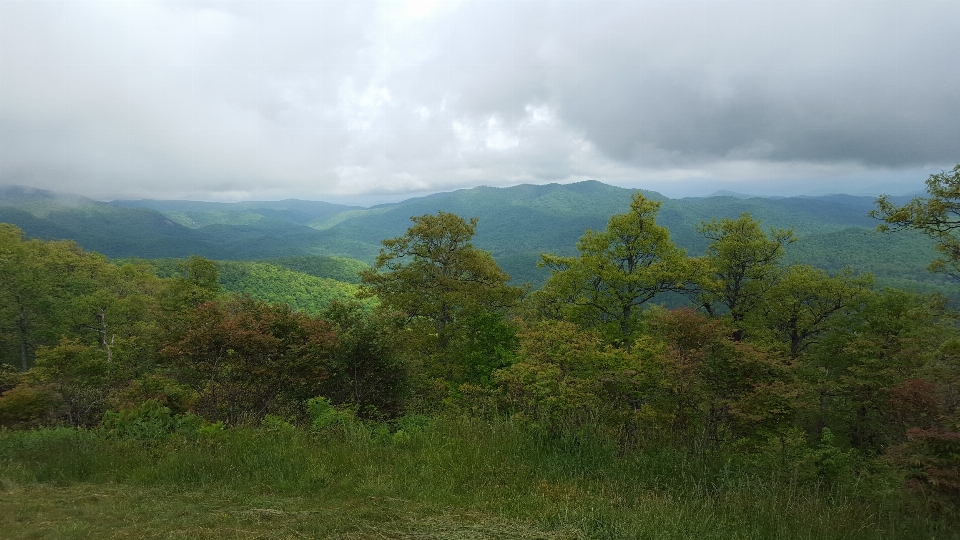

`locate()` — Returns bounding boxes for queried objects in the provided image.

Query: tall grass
[1,417,955,539]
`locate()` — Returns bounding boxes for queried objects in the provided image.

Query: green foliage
[0,362,20,394]
[493,320,616,434]
[101,399,176,440]
[107,374,196,417]
[807,288,960,453]
[450,308,519,385]
[873,164,960,279]
[759,265,874,356]
[809,428,859,482]
[360,212,521,338]
[161,255,221,310]
[158,297,338,424]
[260,413,297,434]
[0,383,58,429]
[692,213,795,339]
[262,255,370,284]
[639,308,802,446]
[890,427,960,511]
[28,339,118,427]
[0,225,95,370]
[319,301,409,418]
[359,211,523,383]
[492,309,803,451]
[217,260,362,316]
[305,396,355,430]
[536,193,689,345]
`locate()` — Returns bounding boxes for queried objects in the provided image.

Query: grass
[1,417,957,539]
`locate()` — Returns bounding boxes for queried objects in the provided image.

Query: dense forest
[2,171,960,538]
[0,182,948,294]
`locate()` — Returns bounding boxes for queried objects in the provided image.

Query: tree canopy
[358,212,522,383]
[535,193,689,345]
[692,213,795,340]
[872,164,960,279]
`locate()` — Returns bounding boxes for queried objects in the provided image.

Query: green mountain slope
[261,255,370,284]
[129,257,368,315]
[0,182,947,293]
[0,186,336,259]
[217,261,363,315]
[111,198,361,227]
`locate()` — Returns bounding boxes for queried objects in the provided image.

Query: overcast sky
[1,0,958,203]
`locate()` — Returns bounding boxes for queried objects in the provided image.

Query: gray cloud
[0,0,957,202]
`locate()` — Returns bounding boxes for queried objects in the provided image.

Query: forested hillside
[0,183,942,294]
[2,183,960,536]
[129,256,369,316]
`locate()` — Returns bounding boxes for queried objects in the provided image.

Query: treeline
[0,226,403,427]
[1,189,959,511]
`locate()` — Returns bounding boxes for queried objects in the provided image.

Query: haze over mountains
[0,181,943,292]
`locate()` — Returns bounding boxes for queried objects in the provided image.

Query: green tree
[693,213,795,341]
[638,308,801,447]
[358,212,522,360]
[872,164,960,279]
[160,255,222,311]
[0,225,97,370]
[759,265,873,357]
[28,338,117,427]
[320,300,408,418]
[67,259,162,364]
[808,288,956,452]
[535,193,689,346]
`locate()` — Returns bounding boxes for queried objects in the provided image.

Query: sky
[0,0,958,204]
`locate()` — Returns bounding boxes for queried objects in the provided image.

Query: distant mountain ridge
[0,182,944,291]
[111,198,362,228]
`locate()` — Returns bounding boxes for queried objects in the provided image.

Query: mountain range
[0,182,946,292]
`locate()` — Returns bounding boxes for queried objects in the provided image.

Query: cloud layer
[1,0,958,202]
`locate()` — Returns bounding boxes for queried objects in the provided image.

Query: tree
[358,212,522,379]
[872,164,960,279]
[639,308,800,447]
[0,225,97,370]
[320,300,408,418]
[535,193,689,346]
[808,288,957,452]
[760,265,873,357]
[160,255,222,310]
[692,213,795,341]
[159,297,338,423]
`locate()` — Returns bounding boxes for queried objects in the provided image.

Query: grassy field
[1,417,956,539]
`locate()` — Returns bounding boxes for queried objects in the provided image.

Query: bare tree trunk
[95,307,111,363]
[17,305,30,371]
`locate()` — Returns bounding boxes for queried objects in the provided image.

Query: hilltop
[0,182,943,291]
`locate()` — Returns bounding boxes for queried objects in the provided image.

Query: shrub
[306,396,355,431]
[101,399,175,440]
[0,384,59,428]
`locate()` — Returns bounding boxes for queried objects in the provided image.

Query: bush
[102,399,175,440]
[306,397,355,431]
[0,384,58,429]
[889,427,960,512]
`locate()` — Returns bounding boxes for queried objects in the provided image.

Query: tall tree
[0,225,90,370]
[759,265,873,357]
[872,164,960,279]
[692,213,795,341]
[536,193,689,346]
[358,212,522,358]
